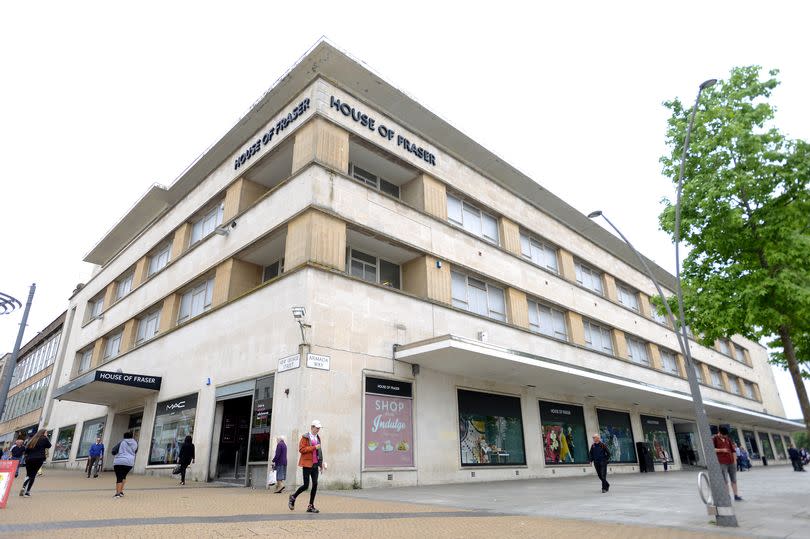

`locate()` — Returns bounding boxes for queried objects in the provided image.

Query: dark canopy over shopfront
[52,369,161,406]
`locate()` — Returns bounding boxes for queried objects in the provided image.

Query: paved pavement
[337,464,810,538]
[0,465,806,538]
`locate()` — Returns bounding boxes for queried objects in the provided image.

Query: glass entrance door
[216,395,252,481]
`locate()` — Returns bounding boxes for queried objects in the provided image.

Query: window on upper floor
[88,294,104,320]
[103,331,123,360]
[626,337,650,366]
[191,202,225,246]
[660,349,679,375]
[148,243,171,277]
[574,261,603,295]
[115,272,134,301]
[347,248,401,289]
[743,380,755,399]
[451,271,505,321]
[447,194,499,245]
[651,306,669,325]
[728,376,741,395]
[734,346,747,364]
[583,319,613,354]
[77,348,93,374]
[709,367,723,389]
[136,309,161,345]
[718,339,731,356]
[349,163,401,198]
[520,233,559,273]
[263,258,285,282]
[178,277,215,323]
[616,283,640,312]
[527,300,567,340]
[693,363,704,384]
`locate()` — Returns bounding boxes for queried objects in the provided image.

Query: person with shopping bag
[271,435,287,493]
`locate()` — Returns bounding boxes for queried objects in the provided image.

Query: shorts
[719,462,737,483]
[114,465,133,483]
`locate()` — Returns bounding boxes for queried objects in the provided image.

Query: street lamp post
[587,210,736,525]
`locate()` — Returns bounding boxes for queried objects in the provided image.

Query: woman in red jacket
[288,420,325,513]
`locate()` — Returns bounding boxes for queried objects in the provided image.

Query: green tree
[793,430,809,449]
[659,66,810,440]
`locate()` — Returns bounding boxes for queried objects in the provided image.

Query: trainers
[734,495,743,501]
[288,494,296,511]
[19,488,25,497]
[113,493,122,498]
[23,492,31,497]
[306,504,320,513]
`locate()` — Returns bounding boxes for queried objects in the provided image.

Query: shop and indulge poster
[364,378,414,467]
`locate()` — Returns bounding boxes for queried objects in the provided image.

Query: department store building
[43,42,802,487]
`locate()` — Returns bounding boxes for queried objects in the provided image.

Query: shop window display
[458,389,525,466]
[53,425,76,461]
[77,417,106,458]
[596,409,637,463]
[772,434,786,459]
[539,401,588,464]
[742,430,759,458]
[758,431,775,460]
[149,394,198,465]
[248,376,274,462]
[640,415,673,462]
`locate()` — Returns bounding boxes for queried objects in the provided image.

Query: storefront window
[53,425,76,461]
[772,434,786,459]
[149,394,198,465]
[458,389,525,466]
[596,409,637,463]
[640,415,673,462]
[758,431,774,459]
[248,376,274,462]
[726,426,742,448]
[77,417,106,458]
[364,377,414,468]
[539,401,588,464]
[742,430,759,458]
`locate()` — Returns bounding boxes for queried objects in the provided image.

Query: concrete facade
[41,43,800,488]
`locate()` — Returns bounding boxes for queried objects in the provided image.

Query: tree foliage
[658,66,810,433]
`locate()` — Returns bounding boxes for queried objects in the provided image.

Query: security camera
[291,306,306,320]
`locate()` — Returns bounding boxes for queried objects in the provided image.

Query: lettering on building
[234,98,311,171]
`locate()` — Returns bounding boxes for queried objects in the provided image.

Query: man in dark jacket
[10,439,25,478]
[589,433,611,493]
[788,446,805,472]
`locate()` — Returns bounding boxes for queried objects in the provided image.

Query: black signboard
[158,393,198,415]
[95,370,161,390]
[365,377,412,398]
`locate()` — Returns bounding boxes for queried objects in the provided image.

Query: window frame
[103,331,123,360]
[115,272,135,301]
[177,277,215,323]
[519,232,559,273]
[527,299,568,340]
[348,163,401,199]
[148,243,172,277]
[574,261,604,295]
[190,202,225,246]
[626,336,650,366]
[451,271,506,321]
[582,319,614,354]
[78,348,94,374]
[616,283,640,312]
[659,349,679,375]
[136,309,162,344]
[446,193,499,245]
[347,248,401,290]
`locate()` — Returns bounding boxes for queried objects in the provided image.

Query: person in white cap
[289,420,325,513]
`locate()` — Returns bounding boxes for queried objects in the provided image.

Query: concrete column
[603,274,618,302]
[743,349,752,367]
[90,339,105,369]
[676,354,687,378]
[566,312,585,346]
[720,371,732,393]
[402,255,451,304]
[102,282,117,310]
[284,209,347,272]
[648,343,663,370]
[120,318,138,352]
[638,292,652,318]
[223,177,269,222]
[291,117,349,175]
[737,376,747,396]
[752,383,762,402]
[159,294,181,334]
[700,364,711,386]
[171,223,193,260]
[132,256,150,288]
[498,217,521,256]
[401,173,448,220]
[558,249,576,283]
[612,329,627,359]
[213,258,263,306]
[504,287,529,328]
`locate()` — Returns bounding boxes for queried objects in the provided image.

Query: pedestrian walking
[588,433,611,493]
[788,446,805,472]
[20,429,51,497]
[111,431,138,498]
[178,435,195,485]
[712,426,743,501]
[657,445,670,471]
[289,420,326,513]
[10,439,25,478]
[271,435,287,493]
[86,437,104,478]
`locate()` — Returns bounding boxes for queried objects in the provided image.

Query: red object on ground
[0,460,20,508]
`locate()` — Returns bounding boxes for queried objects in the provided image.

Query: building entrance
[673,420,704,467]
[215,395,252,482]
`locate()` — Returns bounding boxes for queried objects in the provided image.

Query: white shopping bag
[266,468,277,487]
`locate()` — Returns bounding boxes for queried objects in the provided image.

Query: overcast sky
[2,1,807,418]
